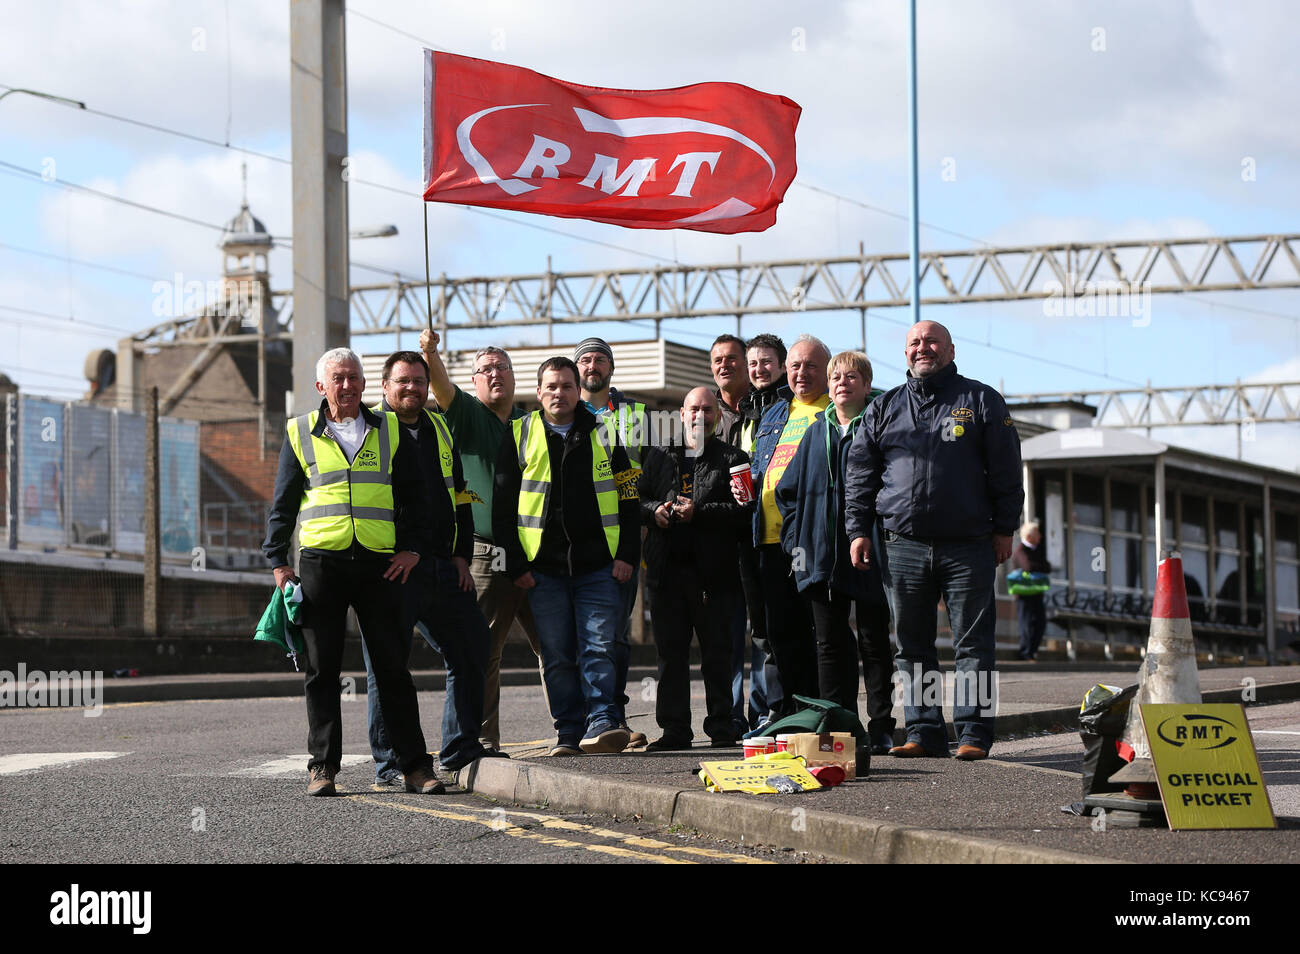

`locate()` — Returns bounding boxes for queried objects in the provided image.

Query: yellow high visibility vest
[596,400,648,470]
[739,418,757,456]
[511,411,620,562]
[286,410,400,553]
[375,404,472,553]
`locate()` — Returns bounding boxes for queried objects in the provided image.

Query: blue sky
[1,0,1297,469]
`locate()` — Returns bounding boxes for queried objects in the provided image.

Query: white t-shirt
[545,419,574,440]
[326,415,366,462]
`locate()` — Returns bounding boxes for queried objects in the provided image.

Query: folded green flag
[253,581,305,670]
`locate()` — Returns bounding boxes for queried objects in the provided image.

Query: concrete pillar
[116,338,140,413]
[290,0,350,414]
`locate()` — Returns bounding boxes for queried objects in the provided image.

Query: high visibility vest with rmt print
[511,411,620,562]
[373,404,473,552]
[286,410,399,553]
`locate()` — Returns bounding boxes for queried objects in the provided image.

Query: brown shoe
[307,765,337,796]
[890,742,947,758]
[404,765,446,795]
[955,744,988,761]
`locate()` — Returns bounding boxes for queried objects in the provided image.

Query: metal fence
[1,392,273,639]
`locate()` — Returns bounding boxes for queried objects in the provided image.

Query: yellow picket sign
[699,759,822,794]
[1142,703,1276,830]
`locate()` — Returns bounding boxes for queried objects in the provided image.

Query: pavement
[40,659,1300,864]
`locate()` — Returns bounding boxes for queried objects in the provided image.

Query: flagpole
[907,0,920,326]
[423,203,434,333]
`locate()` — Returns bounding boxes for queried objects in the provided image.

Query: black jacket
[844,362,1024,542]
[379,399,473,563]
[263,400,432,567]
[638,438,751,591]
[492,404,641,579]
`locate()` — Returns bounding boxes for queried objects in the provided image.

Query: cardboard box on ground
[787,732,859,780]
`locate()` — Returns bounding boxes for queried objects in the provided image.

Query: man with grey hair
[264,348,440,795]
[741,333,832,721]
[418,328,541,751]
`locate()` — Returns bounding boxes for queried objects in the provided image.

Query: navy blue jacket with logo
[843,362,1024,543]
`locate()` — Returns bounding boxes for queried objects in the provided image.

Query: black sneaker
[645,735,694,752]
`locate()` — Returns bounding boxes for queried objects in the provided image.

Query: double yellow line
[355,795,774,864]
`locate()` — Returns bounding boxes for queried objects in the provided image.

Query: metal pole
[1153,453,1166,562]
[1262,479,1276,664]
[907,0,920,326]
[143,387,161,637]
[423,203,434,332]
[1022,462,1034,525]
[4,394,16,550]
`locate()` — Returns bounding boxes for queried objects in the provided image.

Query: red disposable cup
[729,463,755,504]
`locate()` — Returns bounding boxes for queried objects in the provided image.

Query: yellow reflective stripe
[352,506,394,520]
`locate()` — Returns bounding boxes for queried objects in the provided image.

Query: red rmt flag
[422,51,801,234]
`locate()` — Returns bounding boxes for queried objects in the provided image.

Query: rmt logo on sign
[1155,713,1238,750]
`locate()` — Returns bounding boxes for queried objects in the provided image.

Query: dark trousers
[647,569,738,742]
[757,544,816,718]
[364,558,491,772]
[298,549,432,775]
[1017,595,1046,659]
[736,539,773,728]
[802,590,895,743]
[855,598,897,742]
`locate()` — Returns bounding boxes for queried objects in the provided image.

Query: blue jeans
[878,531,998,753]
[528,565,623,744]
[363,559,490,776]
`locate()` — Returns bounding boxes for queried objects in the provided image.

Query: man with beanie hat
[575,337,650,747]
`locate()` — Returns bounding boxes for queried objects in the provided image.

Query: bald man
[845,320,1023,761]
[636,387,752,750]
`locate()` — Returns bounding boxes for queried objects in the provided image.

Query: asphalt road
[0,686,805,865]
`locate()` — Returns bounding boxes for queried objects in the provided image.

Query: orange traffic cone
[1112,553,1202,797]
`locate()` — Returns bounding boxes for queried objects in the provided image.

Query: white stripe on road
[1253,730,1300,735]
[0,752,129,775]
[235,755,372,777]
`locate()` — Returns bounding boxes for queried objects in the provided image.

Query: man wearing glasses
[419,329,542,752]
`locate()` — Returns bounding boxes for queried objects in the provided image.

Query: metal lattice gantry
[1005,380,1300,429]
[329,232,1300,339]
